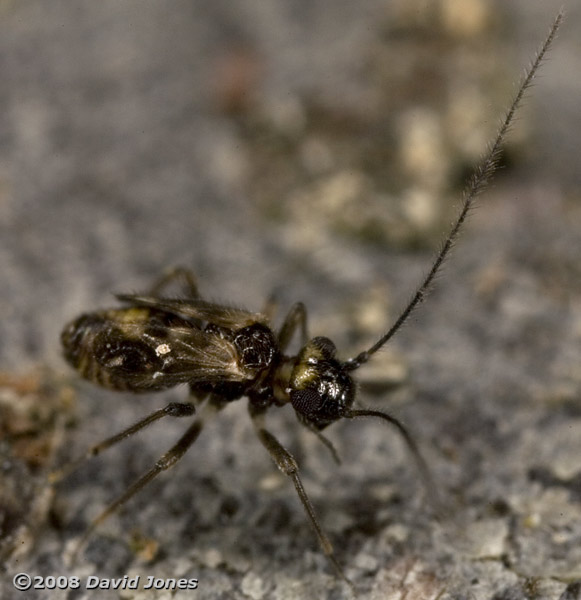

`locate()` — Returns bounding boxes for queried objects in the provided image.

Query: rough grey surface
[1,1,580,599]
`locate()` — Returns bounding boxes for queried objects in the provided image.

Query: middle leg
[70,417,204,560]
[50,402,196,483]
[69,398,225,560]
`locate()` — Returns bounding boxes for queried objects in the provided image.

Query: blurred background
[1,1,580,598]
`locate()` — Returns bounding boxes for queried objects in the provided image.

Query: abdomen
[61,308,170,392]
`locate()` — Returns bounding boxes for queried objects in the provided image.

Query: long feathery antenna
[345,11,563,371]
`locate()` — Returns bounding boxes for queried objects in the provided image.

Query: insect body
[59,272,373,585]
[61,291,356,430]
[62,303,278,396]
[56,13,562,592]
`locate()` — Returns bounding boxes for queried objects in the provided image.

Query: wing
[62,308,253,392]
[116,294,268,330]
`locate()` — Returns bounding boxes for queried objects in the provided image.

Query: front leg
[250,407,354,592]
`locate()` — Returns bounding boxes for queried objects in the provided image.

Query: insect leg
[277,303,342,463]
[277,303,342,462]
[147,266,199,298]
[261,292,278,323]
[71,415,205,560]
[277,302,308,351]
[250,409,354,592]
[50,402,196,483]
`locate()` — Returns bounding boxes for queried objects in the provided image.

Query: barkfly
[54,13,562,592]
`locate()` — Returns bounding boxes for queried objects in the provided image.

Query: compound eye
[290,388,324,418]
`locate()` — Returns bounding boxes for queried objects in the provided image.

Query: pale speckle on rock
[464,518,508,558]
[241,572,266,600]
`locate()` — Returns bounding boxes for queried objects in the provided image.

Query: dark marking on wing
[62,308,249,392]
